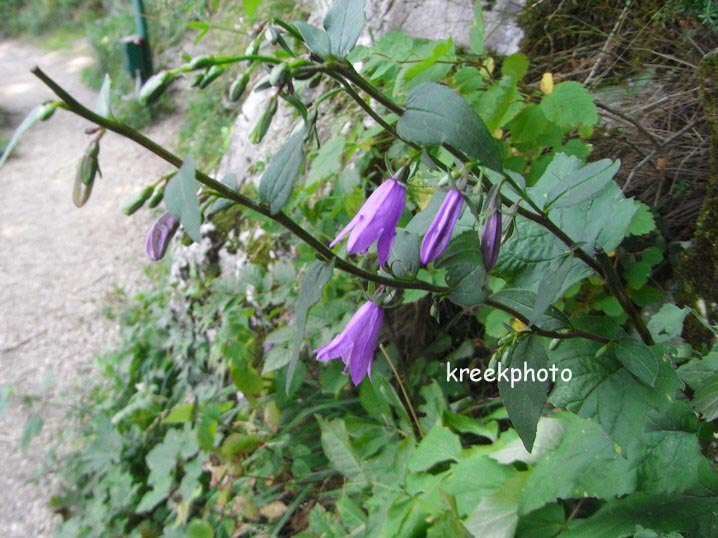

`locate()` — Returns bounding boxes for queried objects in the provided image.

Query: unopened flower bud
[147,184,165,208]
[249,96,278,144]
[540,72,554,95]
[269,62,290,87]
[189,55,214,70]
[198,65,225,89]
[73,140,100,208]
[122,185,154,216]
[229,72,251,101]
[138,71,174,106]
[481,209,502,271]
[37,101,60,121]
[145,212,180,261]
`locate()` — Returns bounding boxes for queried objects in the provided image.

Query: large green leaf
[323,0,366,58]
[165,156,202,243]
[496,154,636,293]
[294,22,331,58]
[527,255,572,327]
[611,336,659,387]
[489,289,572,332]
[435,231,489,307]
[465,472,527,538]
[540,81,598,129]
[316,416,367,482]
[692,374,718,421]
[519,412,635,515]
[397,82,502,172]
[408,421,461,472]
[286,260,334,392]
[544,159,618,210]
[498,336,549,452]
[259,127,305,215]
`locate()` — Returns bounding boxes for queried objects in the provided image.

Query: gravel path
[0,39,178,536]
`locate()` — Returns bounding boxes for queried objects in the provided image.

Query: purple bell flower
[330,179,406,266]
[315,301,383,386]
[145,211,180,261]
[420,189,464,265]
[481,209,502,271]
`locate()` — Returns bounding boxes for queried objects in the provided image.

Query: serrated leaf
[317,416,367,482]
[323,0,366,58]
[612,336,659,386]
[629,201,657,236]
[527,255,572,327]
[465,472,526,538]
[286,260,334,393]
[498,336,549,452]
[648,304,689,343]
[397,82,502,172]
[544,159,619,210]
[259,128,305,214]
[540,81,598,129]
[165,156,202,243]
[408,421,462,472]
[436,231,489,307]
[294,22,331,58]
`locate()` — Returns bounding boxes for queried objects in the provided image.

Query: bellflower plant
[420,189,464,265]
[314,300,384,386]
[481,209,502,271]
[330,179,406,266]
[145,211,180,261]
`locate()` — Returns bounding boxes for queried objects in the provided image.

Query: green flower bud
[189,55,214,70]
[253,75,272,92]
[138,71,174,106]
[147,184,165,208]
[269,62,290,87]
[73,141,100,208]
[189,72,204,87]
[229,72,250,101]
[122,185,154,216]
[249,96,278,144]
[198,65,225,89]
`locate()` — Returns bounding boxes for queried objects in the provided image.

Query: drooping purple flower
[420,189,464,265]
[481,209,502,271]
[330,179,406,266]
[145,211,180,261]
[315,301,384,386]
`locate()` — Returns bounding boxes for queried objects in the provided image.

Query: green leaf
[516,503,566,538]
[408,421,461,472]
[259,127,305,214]
[470,0,485,55]
[527,255,572,327]
[165,156,202,243]
[306,136,345,185]
[489,289,572,332]
[397,82,502,172]
[465,472,527,538]
[612,337,660,386]
[243,0,262,19]
[95,74,113,118]
[501,53,529,80]
[629,201,657,236]
[317,416,367,482]
[187,519,213,538]
[0,105,43,169]
[387,229,420,278]
[294,22,331,58]
[519,412,635,515]
[540,81,598,129]
[497,154,637,293]
[544,159,619,210]
[287,260,334,393]
[561,491,718,537]
[648,304,690,343]
[403,39,454,82]
[323,0,366,58]
[498,336,549,452]
[163,403,194,424]
[693,374,718,421]
[444,454,516,517]
[476,75,523,132]
[435,231,489,307]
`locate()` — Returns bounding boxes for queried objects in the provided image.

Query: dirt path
[0,39,178,536]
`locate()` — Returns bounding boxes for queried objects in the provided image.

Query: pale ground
[0,40,178,536]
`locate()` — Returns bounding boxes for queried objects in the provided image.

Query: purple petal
[145,212,179,261]
[348,303,383,385]
[420,189,464,265]
[481,210,502,271]
[314,301,375,365]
